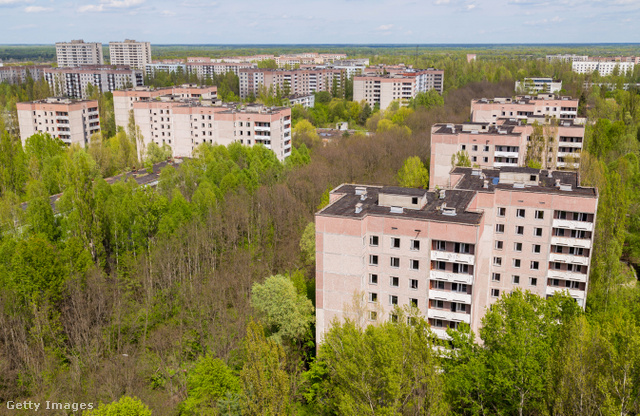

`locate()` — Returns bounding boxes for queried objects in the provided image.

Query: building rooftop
[20,97,97,105]
[432,123,520,136]
[318,184,483,225]
[473,94,577,104]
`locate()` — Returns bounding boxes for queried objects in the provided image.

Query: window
[574,212,588,222]
[369,311,377,321]
[514,242,522,252]
[472,145,478,151]
[516,226,524,235]
[451,302,466,312]
[495,240,504,250]
[369,255,379,266]
[433,280,445,290]
[461,144,466,150]
[493,257,502,266]
[454,242,470,253]
[411,197,418,205]
[533,244,541,254]
[452,283,467,292]
[513,259,521,268]
[435,240,446,251]
[453,263,469,274]
[550,278,561,286]
[496,224,505,233]
[390,276,399,287]
[431,299,444,309]
[435,261,446,271]
[484,145,489,152]
[552,262,562,270]
[391,237,401,249]
[534,227,543,237]
[535,210,544,219]
[410,279,418,289]
[472,156,477,162]
[492,273,501,282]
[390,257,400,268]
[483,157,489,163]
[409,298,418,308]
[557,211,567,220]
[410,240,420,251]
[491,289,500,298]
[569,247,584,256]
[369,274,378,284]
[498,207,506,217]
[530,261,539,270]
[389,295,398,305]
[410,260,419,270]
[517,209,526,218]
[369,235,379,246]
[390,314,398,323]
[433,319,443,327]
[567,280,580,289]
[530,277,538,286]
[512,275,520,284]
[369,292,378,303]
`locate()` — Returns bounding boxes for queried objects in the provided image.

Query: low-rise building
[315,167,597,342]
[16,97,100,147]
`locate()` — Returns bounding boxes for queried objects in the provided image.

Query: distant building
[515,78,562,94]
[16,97,100,147]
[546,54,589,63]
[315,167,597,342]
[108,39,152,70]
[187,61,257,79]
[469,93,578,123]
[327,59,370,78]
[353,68,444,110]
[145,62,187,76]
[55,40,104,67]
[0,65,50,84]
[572,61,635,76]
[44,66,144,99]
[467,54,476,63]
[238,68,344,99]
[288,93,315,108]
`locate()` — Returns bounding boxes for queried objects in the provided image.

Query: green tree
[451,150,472,168]
[299,222,315,268]
[86,396,152,416]
[182,354,241,415]
[397,156,429,189]
[409,89,444,110]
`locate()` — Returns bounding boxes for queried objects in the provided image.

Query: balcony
[428,289,472,304]
[254,125,271,132]
[552,219,593,232]
[494,151,519,158]
[545,286,585,299]
[430,270,473,284]
[549,252,590,266]
[558,141,583,148]
[430,250,475,265]
[431,327,451,340]
[547,269,589,282]
[550,236,592,249]
[427,308,471,324]
[493,161,519,168]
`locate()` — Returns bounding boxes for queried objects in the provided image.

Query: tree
[397,156,429,189]
[181,354,241,415]
[451,150,472,168]
[409,90,444,110]
[299,222,315,268]
[86,396,152,416]
[250,274,314,343]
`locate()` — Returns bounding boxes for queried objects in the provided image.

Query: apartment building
[131,99,291,161]
[109,40,152,70]
[470,94,578,123]
[572,61,635,76]
[429,118,585,188]
[515,78,562,94]
[44,66,144,99]
[145,62,187,76]
[353,68,444,110]
[55,40,104,67]
[288,93,315,108]
[112,84,218,130]
[238,68,344,99]
[315,167,597,341]
[0,65,49,84]
[187,62,257,79]
[546,54,589,63]
[16,97,100,147]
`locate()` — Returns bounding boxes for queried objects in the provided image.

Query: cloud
[79,0,144,12]
[160,9,175,16]
[524,15,565,25]
[465,3,476,10]
[376,24,394,30]
[25,5,52,12]
[434,0,450,3]
[0,0,32,5]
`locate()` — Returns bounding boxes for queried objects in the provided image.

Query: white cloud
[524,15,565,25]
[376,24,394,30]
[0,0,32,4]
[79,0,144,13]
[160,9,175,16]
[434,0,450,3]
[25,5,52,12]
[465,3,476,10]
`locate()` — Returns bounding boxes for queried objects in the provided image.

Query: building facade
[572,61,635,76]
[315,167,597,342]
[109,40,152,69]
[187,62,257,79]
[238,68,344,99]
[55,40,104,67]
[353,68,444,110]
[0,65,49,84]
[469,94,578,123]
[16,97,100,147]
[44,66,144,99]
[546,54,589,63]
[515,78,563,94]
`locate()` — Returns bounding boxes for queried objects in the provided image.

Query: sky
[0,0,639,44]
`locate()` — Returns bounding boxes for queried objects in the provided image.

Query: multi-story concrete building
[572,61,635,76]
[429,118,585,188]
[145,62,187,76]
[353,68,444,110]
[470,94,578,123]
[112,84,218,130]
[16,97,100,147]
[55,40,104,67]
[187,62,257,79]
[108,40,152,70]
[315,167,597,341]
[288,93,315,108]
[0,65,50,84]
[44,66,144,99]
[546,54,589,63]
[129,97,291,161]
[515,78,562,94]
[238,68,344,99]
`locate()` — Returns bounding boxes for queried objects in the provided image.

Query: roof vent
[390,206,404,214]
[471,169,481,176]
[559,184,572,192]
[439,189,446,199]
[442,206,457,216]
[513,182,525,189]
[355,186,367,196]
[483,180,489,189]
[555,179,561,187]
[355,203,363,214]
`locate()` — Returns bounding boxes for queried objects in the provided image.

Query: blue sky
[1,0,639,44]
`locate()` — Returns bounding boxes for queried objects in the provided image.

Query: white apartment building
[145,62,187,76]
[109,40,152,70]
[44,66,144,99]
[16,97,100,147]
[572,61,635,76]
[546,54,589,63]
[515,78,562,94]
[55,40,104,67]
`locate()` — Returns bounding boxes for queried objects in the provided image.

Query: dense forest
[0,46,639,415]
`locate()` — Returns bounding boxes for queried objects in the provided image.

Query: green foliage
[397,156,429,189]
[181,355,241,415]
[145,142,173,164]
[409,89,444,110]
[86,396,152,416]
[299,222,315,268]
[451,150,472,168]
[251,274,314,343]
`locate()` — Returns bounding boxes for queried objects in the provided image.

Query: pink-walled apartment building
[315,167,597,341]
[430,94,583,189]
[16,97,100,147]
[238,68,344,99]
